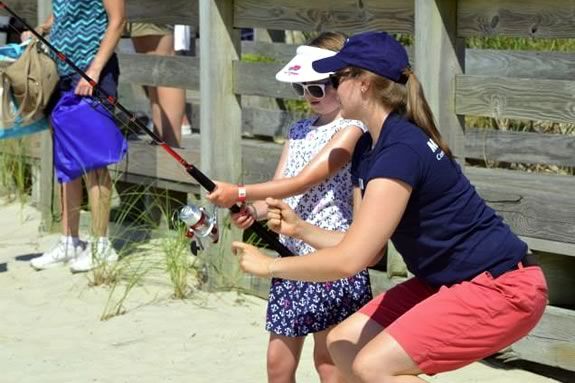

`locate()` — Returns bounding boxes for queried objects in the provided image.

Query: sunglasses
[329,70,355,89]
[292,80,330,99]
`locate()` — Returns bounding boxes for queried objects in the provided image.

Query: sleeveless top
[50,0,108,76]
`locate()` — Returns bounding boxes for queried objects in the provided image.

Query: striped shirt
[50,0,108,76]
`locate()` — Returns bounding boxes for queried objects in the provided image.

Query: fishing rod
[0,1,293,257]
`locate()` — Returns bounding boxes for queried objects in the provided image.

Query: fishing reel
[177,203,219,255]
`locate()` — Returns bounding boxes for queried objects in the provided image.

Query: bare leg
[313,327,345,383]
[267,333,305,383]
[327,312,425,383]
[132,34,185,147]
[61,178,83,237]
[85,168,112,237]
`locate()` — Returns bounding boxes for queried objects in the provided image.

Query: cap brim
[275,46,336,83]
[312,55,348,74]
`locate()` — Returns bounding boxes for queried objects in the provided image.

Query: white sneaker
[31,240,85,270]
[69,240,119,273]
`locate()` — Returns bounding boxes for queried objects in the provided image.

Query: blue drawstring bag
[51,90,127,183]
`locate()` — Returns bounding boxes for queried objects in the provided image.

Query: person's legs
[69,167,117,272]
[326,278,437,382]
[132,34,185,147]
[61,177,83,237]
[30,178,85,269]
[329,267,547,383]
[85,167,112,238]
[312,327,345,383]
[267,333,305,383]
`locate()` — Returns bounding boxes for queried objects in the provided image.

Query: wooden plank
[109,136,281,186]
[239,268,403,300]
[109,172,200,195]
[241,106,302,139]
[1,0,37,24]
[466,49,575,81]
[458,0,575,38]
[126,0,198,26]
[241,40,296,63]
[511,306,575,371]
[237,46,575,98]
[465,128,575,168]
[117,53,199,90]
[109,138,201,185]
[520,236,575,258]
[467,167,575,245]
[415,0,465,159]
[456,75,575,124]
[234,61,296,99]
[234,0,414,34]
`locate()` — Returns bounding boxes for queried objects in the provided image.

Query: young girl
[26,0,126,272]
[207,32,373,382]
[232,31,548,383]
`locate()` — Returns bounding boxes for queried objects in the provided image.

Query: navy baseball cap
[312,31,410,83]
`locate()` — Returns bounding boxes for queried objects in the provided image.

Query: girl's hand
[206,181,239,208]
[75,66,101,96]
[230,204,256,230]
[265,197,302,238]
[232,241,274,277]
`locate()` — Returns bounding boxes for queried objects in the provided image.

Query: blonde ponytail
[403,70,453,159]
[362,68,453,160]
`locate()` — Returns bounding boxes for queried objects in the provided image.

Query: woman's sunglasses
[329,70,356,89]
[292,80,330,99]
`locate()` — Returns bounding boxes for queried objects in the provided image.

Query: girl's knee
[266,342,300,382]
[267,355,297,383]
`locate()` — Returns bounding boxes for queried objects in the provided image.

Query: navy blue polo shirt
[351,113,527,286]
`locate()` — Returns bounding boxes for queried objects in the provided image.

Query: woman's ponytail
[403,69,453,159]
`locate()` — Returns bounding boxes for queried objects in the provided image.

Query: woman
[231,31,548,382]
[26,0,126,272]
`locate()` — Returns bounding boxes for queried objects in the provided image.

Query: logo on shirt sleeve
[427,138,445,161]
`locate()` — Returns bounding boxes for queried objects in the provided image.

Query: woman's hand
[265,197,302,238]
[206,181,239,208]
[75,66,101,96]
[230,204,256,230]
[232,241,274,277]
[20,30,34,42]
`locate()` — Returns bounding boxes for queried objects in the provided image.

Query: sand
[0,200,565,383]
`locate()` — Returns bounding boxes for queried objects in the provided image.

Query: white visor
[275,45,337,83]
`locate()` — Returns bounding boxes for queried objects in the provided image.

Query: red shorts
[359,265,547,375]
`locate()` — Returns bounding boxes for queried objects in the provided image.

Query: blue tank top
[50,0,108,76]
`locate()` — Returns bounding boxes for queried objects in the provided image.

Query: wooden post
[414,0,465,161]
[199,0,242,289]
[36,0,58,232]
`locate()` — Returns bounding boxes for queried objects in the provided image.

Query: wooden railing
[2,0,574,372]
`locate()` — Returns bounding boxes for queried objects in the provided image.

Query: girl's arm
[207,124,364,208]
[75,0,126,96]
[227,141,290,229]
[233,178,411,281]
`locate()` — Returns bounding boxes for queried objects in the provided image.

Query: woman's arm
[75,0,126,96]
[207,124,364,208]
[21,14,53,41]
[233,178,411,281]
